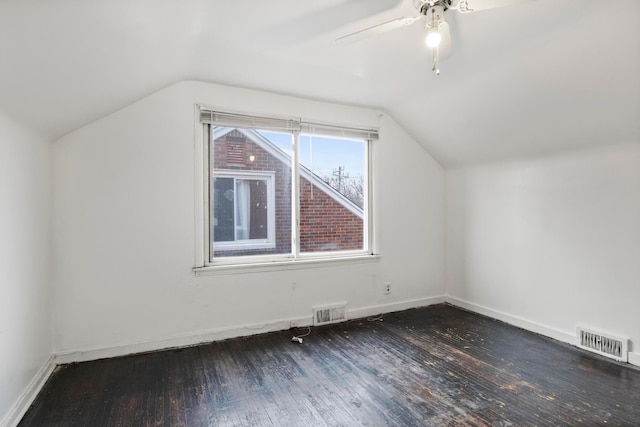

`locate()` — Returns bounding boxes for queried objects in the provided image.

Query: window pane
[234,178,269,240]
[298,134,366,253]
[213,177,234,242]
[211,127,292,258]
[247,179,268,239]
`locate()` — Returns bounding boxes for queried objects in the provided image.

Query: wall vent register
[313,304,347,326]
[576,327,628,363]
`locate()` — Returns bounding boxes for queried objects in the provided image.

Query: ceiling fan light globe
[426,30,442,48]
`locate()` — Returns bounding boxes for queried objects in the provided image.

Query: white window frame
[211,170,276,252]
[194,105,378,272]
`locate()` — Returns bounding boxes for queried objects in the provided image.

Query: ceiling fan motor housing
[414,0,451,15]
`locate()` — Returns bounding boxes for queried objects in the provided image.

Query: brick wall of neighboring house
[212,129,362,257]
[299,178,362,252]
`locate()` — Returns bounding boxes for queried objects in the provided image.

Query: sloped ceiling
[0,0,638,166]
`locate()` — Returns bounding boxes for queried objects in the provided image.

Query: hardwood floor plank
[18,304,640,426]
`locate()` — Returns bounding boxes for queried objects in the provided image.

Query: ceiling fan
[337,0,531,75]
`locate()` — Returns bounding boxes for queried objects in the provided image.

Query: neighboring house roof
[214,127,364,219]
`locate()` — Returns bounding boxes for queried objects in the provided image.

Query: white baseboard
[446,297,640,369]
[0,356,55,427]
[349,296,446,321]
[54,296,447,364]
[446,297,576,346]
[54,317,304,364]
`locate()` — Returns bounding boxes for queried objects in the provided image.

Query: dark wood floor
[19,304,640,426]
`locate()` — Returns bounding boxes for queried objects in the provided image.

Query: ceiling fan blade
[452,0,532,14]
[437,21,453,61]
[336,15,422,44]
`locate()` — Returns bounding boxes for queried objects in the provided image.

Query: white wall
[446,142,640,362]
[52,81,445,358]
[0,113,52,425]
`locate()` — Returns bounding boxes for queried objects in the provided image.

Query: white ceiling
[0,0,638,166]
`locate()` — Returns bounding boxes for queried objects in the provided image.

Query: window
[210,127,292,259]
[298,133,366,254]
[212,172,275,253]
[199,109,377,266]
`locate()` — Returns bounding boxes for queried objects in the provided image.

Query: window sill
[193,253,380,276]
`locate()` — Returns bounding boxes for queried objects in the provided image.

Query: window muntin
[201,109,376,265]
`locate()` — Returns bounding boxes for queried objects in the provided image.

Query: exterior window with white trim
[212,172,275,252]
[200,109,377,265]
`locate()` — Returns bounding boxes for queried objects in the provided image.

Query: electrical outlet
[384,281,392,295]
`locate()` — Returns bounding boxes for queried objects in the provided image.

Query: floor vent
[576,327,628,362]
[313,303,347,326]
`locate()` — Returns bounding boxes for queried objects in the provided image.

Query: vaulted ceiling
[0,0,638,165]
